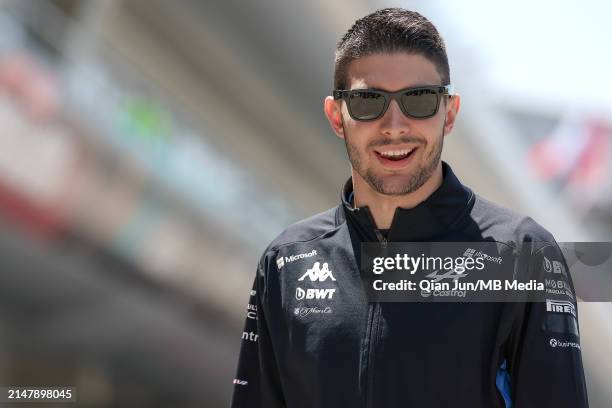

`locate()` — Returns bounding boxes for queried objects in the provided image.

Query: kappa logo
[425,269,468,283]
[298,262,336,282]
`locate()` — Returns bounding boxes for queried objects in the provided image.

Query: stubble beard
[343,126,444,196]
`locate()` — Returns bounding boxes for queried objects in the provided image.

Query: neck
[352,163,444,229]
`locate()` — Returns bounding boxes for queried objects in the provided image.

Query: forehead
[345,53,442,90]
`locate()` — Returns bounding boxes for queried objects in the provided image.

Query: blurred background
[0,0,610,406]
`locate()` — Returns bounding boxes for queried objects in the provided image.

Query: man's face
[325,53,459,196]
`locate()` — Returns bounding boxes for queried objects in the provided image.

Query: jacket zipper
[361,303,376,408]
[362,217,386,408]
[364,304,381,408]
[374,230,388,247]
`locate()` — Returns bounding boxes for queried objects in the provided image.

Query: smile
[374,146,418,168]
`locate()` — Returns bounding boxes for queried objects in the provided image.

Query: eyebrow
[351,84,435,92]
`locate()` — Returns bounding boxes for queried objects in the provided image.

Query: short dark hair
[334,8,450,90]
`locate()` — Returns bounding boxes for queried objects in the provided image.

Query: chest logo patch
[298,262,336,282]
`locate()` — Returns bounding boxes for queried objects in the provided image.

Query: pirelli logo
[546,299,576,318]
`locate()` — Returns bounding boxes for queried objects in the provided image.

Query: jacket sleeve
[507,242,589,407]
[230,261,286,408]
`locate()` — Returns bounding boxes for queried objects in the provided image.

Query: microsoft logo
[464,248,476,258]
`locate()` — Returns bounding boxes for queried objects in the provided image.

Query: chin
[383,183,420,196]
[368,173,425,196]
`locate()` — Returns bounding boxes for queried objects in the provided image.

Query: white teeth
[379,148,414,157]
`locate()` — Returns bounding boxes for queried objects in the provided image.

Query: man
[230,8,588,408]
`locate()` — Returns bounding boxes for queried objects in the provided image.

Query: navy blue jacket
[230,162,588,407]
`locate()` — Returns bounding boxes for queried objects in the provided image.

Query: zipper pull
[374,230,388,248]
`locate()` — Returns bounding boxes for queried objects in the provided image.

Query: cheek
[418,120,443,142]
[414,122,442,157]
[346,126,377,154]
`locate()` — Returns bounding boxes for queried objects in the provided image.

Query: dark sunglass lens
[401,89,438,118]
[348,91,385,120]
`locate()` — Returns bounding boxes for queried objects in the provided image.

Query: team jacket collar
[339,161,474,241]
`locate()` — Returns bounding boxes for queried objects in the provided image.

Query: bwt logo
[543,256,567,276]
[543,256,552,273]
[299,262,336,282]
[295,287,336,300]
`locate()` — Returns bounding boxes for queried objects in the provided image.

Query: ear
[324,96,345,139]
[443,94,461,136]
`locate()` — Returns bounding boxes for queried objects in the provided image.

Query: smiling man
[230,8,588,408]
[329,51,453,228]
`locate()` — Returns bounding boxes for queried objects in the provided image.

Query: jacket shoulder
[265,206,342,253]
[471,194,556,248]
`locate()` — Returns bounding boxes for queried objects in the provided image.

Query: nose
[379,98,411,137]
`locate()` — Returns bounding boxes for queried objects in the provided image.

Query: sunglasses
[333,84,454,121]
